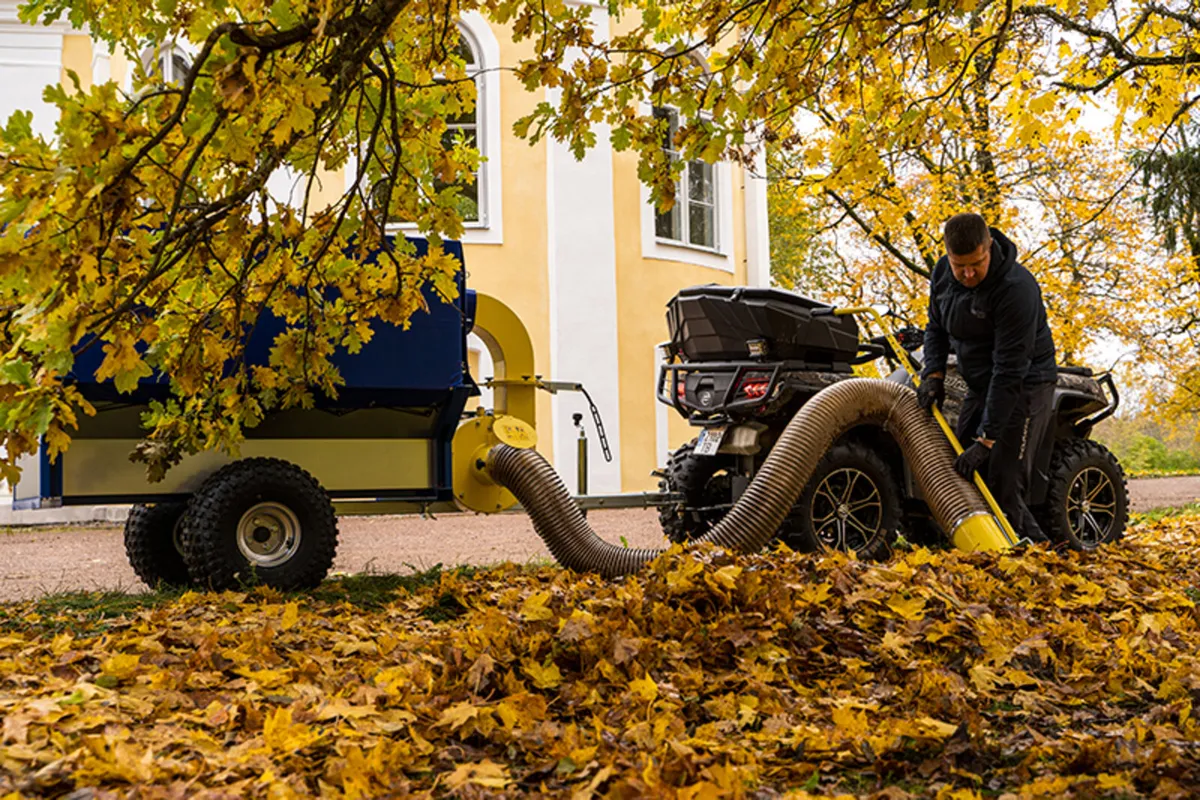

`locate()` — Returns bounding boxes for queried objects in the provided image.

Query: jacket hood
[977,228,1017,289]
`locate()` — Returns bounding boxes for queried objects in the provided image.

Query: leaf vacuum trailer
[11,241,1127,589]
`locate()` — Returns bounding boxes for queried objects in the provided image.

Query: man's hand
[954,440,991,479]
[916,376,945,415]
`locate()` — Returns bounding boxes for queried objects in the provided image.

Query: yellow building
[0,2,771,495]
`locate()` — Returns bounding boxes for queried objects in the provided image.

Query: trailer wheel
[182,458,338,591]
[124,502,192,588]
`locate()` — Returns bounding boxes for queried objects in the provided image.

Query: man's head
[944,213,992,288]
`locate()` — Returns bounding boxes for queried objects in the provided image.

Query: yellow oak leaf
[437,702,481,731]
[629,676,658,702]
[280,602,299,631]
[887,594,927,620]
[523,658,563,689]
[831,705,870,738]
[970,664,1003,694]
[705,565,742,591]
[262,707,321,753]
[520,591,554,621]
[100,653,140,681]
[445,760,510,790]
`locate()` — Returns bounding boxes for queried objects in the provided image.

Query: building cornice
[0,0,78,32]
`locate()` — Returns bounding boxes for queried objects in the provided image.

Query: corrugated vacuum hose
[487,378,1005,578]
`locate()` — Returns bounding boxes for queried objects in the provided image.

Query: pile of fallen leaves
[5,516,1200,798]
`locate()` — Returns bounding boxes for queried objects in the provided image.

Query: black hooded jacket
[922,228,1057,440]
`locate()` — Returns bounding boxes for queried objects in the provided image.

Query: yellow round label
[492,415,537,449]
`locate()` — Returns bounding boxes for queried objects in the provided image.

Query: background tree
[766,152,839,294]
[1,0,492,479]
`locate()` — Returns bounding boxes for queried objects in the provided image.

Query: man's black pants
[954,382,1055,543]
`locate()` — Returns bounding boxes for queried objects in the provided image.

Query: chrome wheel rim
[1066,467,1117,547]
[236,502,302,567]
[810,467,883,551]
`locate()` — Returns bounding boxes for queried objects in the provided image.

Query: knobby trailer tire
[124,502,192,589]
[182,457,339,591]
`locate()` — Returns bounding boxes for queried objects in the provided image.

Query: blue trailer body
[13,237,479,510]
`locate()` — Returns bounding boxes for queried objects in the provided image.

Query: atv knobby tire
[124,502,192,588]
[786,441,901,560]
[657,440,736,544]
[182,458,338,591]
[1040,438,1128,550]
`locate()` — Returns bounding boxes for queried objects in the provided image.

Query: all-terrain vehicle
[655,285,1128,556]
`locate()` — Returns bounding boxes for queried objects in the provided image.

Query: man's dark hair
[944,213,991,256]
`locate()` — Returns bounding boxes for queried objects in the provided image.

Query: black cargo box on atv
[666,286,861,371]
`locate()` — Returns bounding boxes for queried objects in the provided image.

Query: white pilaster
[745,148,771,287]
[546,9,622,494]
[0,2,69,139]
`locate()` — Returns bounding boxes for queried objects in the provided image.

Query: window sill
[646,237,733,272]
[388,220,488,229]
[654,237,724,257]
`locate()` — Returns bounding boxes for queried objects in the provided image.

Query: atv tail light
[738,374,771,399]
[741,381,769,399]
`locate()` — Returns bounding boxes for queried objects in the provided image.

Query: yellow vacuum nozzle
[951,512,1012,552]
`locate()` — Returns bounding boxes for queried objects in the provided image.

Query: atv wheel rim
[810,468,883,552]
[173,515,186,558]
[237,502,302,567]
[1066,467,1118,547]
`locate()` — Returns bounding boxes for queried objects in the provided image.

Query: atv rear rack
[656,361,789,416]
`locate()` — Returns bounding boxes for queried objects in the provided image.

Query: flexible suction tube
[488,378,1004,578]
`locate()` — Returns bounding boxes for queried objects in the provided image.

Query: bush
[1121,434,1200,473]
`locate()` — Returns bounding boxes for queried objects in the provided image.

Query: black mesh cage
[666,285,861,371]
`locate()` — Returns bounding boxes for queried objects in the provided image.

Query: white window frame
[137,40,194,86]
[639,104,735,271]
[386,14,503,245]
[652,107,719,251]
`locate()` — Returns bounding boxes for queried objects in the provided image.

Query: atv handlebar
[851,342,888,364]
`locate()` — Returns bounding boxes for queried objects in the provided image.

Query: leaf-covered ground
[5,516,1200,798]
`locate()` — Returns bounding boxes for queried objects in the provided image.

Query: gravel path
[1,476,1197,602]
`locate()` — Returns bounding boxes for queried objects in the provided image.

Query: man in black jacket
[917,213,1057,543]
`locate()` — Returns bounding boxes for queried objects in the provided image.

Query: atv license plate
[695,426,727,456]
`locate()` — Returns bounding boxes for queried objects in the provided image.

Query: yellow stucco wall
[460,32,554,459]
[611,149,749,490]
[61,35,92,91]
[603,11,754,490]
[110,51,129,86]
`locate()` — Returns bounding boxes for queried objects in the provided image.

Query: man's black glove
[954,441,991,479]
[916,376,945,414]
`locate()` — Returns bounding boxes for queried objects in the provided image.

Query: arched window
[652,106,716,249]
[446,34,482,223]
[140,42,192,85]
[381,21,499,234]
